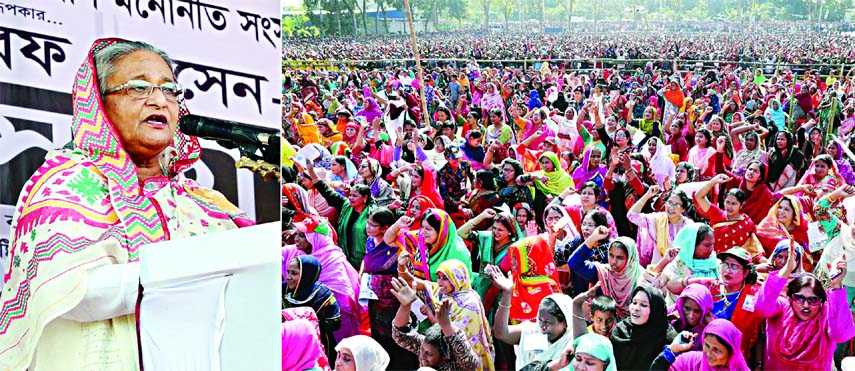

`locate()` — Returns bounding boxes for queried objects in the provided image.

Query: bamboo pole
[402,0,431,127]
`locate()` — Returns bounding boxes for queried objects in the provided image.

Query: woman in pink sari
[294,216,362,342]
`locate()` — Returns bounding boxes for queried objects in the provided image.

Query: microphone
[179,114,280,149]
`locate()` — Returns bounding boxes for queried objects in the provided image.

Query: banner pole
[402,0,432,127]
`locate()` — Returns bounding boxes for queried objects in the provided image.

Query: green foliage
[282,13,320,37]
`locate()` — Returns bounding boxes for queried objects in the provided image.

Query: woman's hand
[645,184,661,199]
[479,208,497,221]
[390,277,417,305]
[547,344,575,371]
[829,255,848,290]
[388,199,404,210]
[396,215,414,228]
[436,299,453,330]
[663,246,680,264]
[669,331,697,354]
[779,238,798,278]
[398,250,413,270]
[525,220,539,237]
[711,173,731,185]
[560,186,577,199]
[586,226,611,247]
[487,265,514,293]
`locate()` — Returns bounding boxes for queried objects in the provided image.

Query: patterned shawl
[532,152,575,196]
[397,208,471,282]
[508,235,561,322]
[0,38,252,370]
[572,147,607,190]
[428,259,495,371]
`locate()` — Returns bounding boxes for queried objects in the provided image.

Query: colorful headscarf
[669,318,750,371]
[670,283,714,351]
[595,237,644,318]
[282,315,326,371]
[572,146,607,190]
[334,335,390,371]
[397,209,471,281]
[0,38,252,369]
[431,259,495,371]
[303,217,361,342]
[674,223,721,279]
[405,195,437,231]
[756,196,809,255]
[532,152,575,196]
[508,235,562,321]
[283,183,319,222]
[343,121,361,146]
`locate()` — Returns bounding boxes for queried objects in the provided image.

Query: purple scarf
[572,147,607,190]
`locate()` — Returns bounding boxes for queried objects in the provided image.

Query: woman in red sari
[713,157,775,225]
[694,174,765,261]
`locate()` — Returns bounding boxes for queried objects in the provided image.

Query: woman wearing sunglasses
[755,239,855,370]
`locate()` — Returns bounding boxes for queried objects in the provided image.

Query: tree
[495,0,516,27]
[479,0,490,29]
[558,0,575,29]
[282,13,320,38]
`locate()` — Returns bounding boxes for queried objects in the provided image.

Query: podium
[139,222,280,371]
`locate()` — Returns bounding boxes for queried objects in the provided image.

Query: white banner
[0,0,282,291]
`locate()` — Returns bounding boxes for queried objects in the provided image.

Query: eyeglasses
[104,79,184,102]
[721,263,743,272]
[664,201,684,208]
[791,293,822,307]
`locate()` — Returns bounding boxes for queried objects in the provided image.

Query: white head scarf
[335,335,390,371]
[516,293,575,370]
[648,137,675,188]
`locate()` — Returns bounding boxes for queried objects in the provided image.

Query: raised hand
[488,266,514,292]
[436,299,453,329]
[480,208,498,220]
[830,254,848,289]
[390,277,417,305]
[396,215,415,227]
[525,220,539,237]
[398,250,413,269]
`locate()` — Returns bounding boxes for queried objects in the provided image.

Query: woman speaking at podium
[0,39,253,371]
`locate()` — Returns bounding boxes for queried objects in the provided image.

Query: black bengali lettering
[174,0,200,30]
[174,59,268,113]
[0,27,11,69]
[114,0,131,16]
[236,10,260,42]
[231,73,265,114]
[201,3,228,31]
[12,29,71,76]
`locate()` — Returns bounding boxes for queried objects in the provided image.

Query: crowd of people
[283,27,855,69]
[281,33,855,370]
